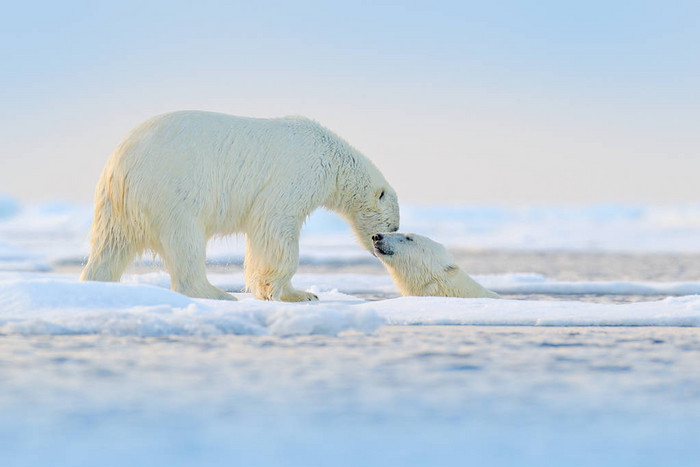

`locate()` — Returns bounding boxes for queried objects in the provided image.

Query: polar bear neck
[438,268,501,299]
[387,263,499,299]
[319,131,379,213]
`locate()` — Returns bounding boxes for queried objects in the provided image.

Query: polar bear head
[372,232,499,299]
[339,163,400,252]
[372,232,454,292]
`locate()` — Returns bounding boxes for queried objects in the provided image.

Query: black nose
[372,233,383,242]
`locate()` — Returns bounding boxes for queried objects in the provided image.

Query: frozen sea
[1,196,700,466]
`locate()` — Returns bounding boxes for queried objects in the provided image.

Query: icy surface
[0,277,380,337]
[1,273,700,338]
[370,295,700,327]
[1,327,699,467]
[2,197,700,466]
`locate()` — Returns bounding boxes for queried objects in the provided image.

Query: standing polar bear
[81,111,400,301]
[372,233,500,299]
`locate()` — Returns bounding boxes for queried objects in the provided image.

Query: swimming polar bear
[372,233,500,299]
[80,111,399,301]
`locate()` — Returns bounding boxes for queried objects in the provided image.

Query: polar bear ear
[444,264,459,275]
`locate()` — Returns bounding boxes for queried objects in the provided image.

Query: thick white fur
[373,233,500,299]
[80,111,399,301]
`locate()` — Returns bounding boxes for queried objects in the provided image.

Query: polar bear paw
[281,288,319,302]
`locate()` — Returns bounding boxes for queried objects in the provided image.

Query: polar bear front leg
[244,225,318,302]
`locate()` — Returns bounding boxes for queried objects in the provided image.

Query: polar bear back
[102,111,337,234]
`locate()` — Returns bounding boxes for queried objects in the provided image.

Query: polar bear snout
[372,233,394,256]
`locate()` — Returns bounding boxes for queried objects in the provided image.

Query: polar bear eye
[406,236,413,242]
[379,190,385,200]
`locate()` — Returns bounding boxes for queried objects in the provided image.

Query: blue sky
[2,1,699,203]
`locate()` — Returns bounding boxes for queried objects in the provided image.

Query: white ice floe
[1,273,699,336]
[0,277,382,337]
[368,296,700,327]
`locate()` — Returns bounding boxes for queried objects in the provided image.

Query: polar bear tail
[80,179,137,282]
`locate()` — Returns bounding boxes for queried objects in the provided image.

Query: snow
[0,277,381,337]
[370,295,700,327]
[2,195,700,467]
[1,272,699,337]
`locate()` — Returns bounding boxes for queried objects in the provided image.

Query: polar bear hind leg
[80,228,137,282]
[81,199,138,282]
[156,217,236,301]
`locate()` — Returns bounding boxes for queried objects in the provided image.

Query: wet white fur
[374,233,499,299]
[80,111,399,301]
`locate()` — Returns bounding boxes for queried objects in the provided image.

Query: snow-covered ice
[0,276,381,337]
[1,196,700,466]
[2,273,700,337]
